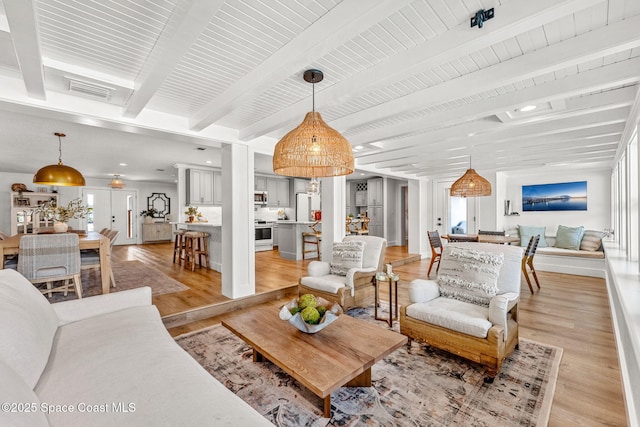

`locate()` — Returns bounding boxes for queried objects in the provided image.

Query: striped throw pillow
[330,241,366,276]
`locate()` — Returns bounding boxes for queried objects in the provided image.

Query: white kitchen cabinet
[255,176,267,191]
[267,178,291,207]
[142,223,172,243]
[213,171,222,205]
[187,168,214,205]
[367,178,383,206]
[355,191,367,207]
[293,178,309,194]
[272,223,278,246]
[368,205,384,237]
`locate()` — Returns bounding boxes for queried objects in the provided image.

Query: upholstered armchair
[400,242,523,382]
[299,235,386,311]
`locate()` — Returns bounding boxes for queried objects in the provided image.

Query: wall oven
[255,221,273,252]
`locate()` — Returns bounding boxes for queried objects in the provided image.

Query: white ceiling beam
[613,84,640,165]
[349,57,640,145]
[361,108,629,167]
[189,0,414,132]
[123,1,225,118]
[239,0,605,140]
[330,14,640,133]
[2,0,45,100]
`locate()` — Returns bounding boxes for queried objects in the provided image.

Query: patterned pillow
[437,246,504,307]
[330,241,366,276]
[580,230,607,251]
[554,225,585,250]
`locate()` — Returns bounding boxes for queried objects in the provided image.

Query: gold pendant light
[33,133,86,186]
[273,69,354,178]
[108,174,125,189]
[450,156,492,197]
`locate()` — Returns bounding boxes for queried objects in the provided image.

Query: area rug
[48,260,189,303]
[175,304,562,427]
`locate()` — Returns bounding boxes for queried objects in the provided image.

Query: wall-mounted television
[522,181,587,212]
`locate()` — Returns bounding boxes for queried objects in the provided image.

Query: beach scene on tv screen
[522,181,587,212]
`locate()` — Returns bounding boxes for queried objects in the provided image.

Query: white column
[319,176,346,261]
[221,143,255,298]
[408,178,429,257]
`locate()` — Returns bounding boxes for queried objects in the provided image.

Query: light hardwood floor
[111,243,627,426]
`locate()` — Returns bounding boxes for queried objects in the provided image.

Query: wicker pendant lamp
[33,133,86,187]
[450,156,491,197]
[273,69,354,179]
[108,174,125,189]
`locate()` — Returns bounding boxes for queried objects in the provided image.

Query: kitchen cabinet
[10,192,58,234]
[267,178,291,207]
[255,176,267,191]
[355,191,367,207]
[368,206,384,237]
[213,171,222,205]
[367,178,383,206]
[142,223,172,243]
[186,168,214,205]
[272,223,278,246]
[293,178,309,194]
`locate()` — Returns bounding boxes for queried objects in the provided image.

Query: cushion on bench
[536,247,605,259]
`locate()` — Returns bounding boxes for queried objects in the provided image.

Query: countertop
[171,222,221,227]
[277,220,319,225]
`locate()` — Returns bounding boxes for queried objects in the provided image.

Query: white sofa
[0,269,271,427]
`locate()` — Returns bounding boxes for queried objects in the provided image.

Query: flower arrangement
[139,208,158,218]
[36,198,88,223]
[184,206,199,216]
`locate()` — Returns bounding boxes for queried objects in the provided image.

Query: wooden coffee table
[222,301,407,417]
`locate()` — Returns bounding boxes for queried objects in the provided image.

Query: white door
[435,180,477,236]
[82,188,137,245]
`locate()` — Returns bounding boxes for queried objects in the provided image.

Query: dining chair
[522,234,541,293]
[81,229,119,288]
[302,220,322,260]
[427,230,443,277]
[17,233,82,298]
[354,217,370,235]
[447,234,479,242]
[478,230,506,236]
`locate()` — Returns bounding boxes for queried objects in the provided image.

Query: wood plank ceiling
[0,0,638,182]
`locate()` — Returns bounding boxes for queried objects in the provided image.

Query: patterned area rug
[48,260,189,303]
[175,304,562,426]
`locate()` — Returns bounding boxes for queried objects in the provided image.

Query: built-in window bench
[531,236,606,278]
[603,241,640,426]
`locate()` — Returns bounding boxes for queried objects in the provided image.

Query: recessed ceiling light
[205,160,212,164]
[360,173,365,176]
[518,105,537,112]
[354,145,364,150]
[119,163,127,166]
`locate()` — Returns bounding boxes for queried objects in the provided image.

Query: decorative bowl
[279,296,343,334]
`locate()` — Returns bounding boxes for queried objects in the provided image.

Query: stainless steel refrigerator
[296,193,320,221]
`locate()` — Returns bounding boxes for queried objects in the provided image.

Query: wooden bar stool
[183,231,210,271]
[172,229,187,265]
[302,221,321,260]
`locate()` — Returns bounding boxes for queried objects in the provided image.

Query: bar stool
[302,221,321,260]
[183,231,210,271]
[172,229,187,265]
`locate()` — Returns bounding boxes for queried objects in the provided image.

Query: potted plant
[140,208,158,223]
[184,206,199,222]
[36,198,89,232]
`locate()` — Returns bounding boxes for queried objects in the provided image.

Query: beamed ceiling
[0,0,638,183]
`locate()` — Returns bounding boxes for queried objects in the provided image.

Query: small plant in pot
[140,208,158,223]
[184,206,199,222]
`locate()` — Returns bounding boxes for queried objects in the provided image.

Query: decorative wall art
[522,181,587,212]
[147,193,170,218]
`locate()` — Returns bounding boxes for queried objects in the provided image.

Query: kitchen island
[172,222,222,272]
[277,220,321,261]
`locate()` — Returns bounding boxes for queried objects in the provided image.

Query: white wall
[499,168,611,235]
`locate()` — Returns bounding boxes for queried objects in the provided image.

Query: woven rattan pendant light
[450,156,491,197]
[273,69,354,178]
[108,174,125,189]
[33,133,86,187]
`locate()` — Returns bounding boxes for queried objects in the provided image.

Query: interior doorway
[82,188,137,245]
[435,180,477,235]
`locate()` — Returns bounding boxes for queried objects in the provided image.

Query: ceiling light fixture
[518,105,537,112]
[108,174,125,189]
[273,69,354,180]
[450,156,492,198]
[33,132,86,187]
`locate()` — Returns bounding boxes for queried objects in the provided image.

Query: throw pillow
[330,241,366,276]
[437,246,504,307]
[580,230,607,251]
[554,225,585,250]
[518,225,548,247]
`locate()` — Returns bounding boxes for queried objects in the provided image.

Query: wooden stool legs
[173,231,186,265]
[183,232,210,271]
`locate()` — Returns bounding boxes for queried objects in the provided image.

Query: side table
[374,273,399,327]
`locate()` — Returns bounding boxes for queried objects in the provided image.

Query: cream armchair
[299,235,386,311]
[400,242,523,382]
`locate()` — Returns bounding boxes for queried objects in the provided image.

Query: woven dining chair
[522,234,541,293]
[81,229,119,288]
[17,233,82,298]
[427,230,443,277]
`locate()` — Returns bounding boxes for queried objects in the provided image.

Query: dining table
[442,233,521,245]
[0,231,112,294]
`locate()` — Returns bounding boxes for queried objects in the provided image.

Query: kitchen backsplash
[176,206,294,223]
[255,206,295,221]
